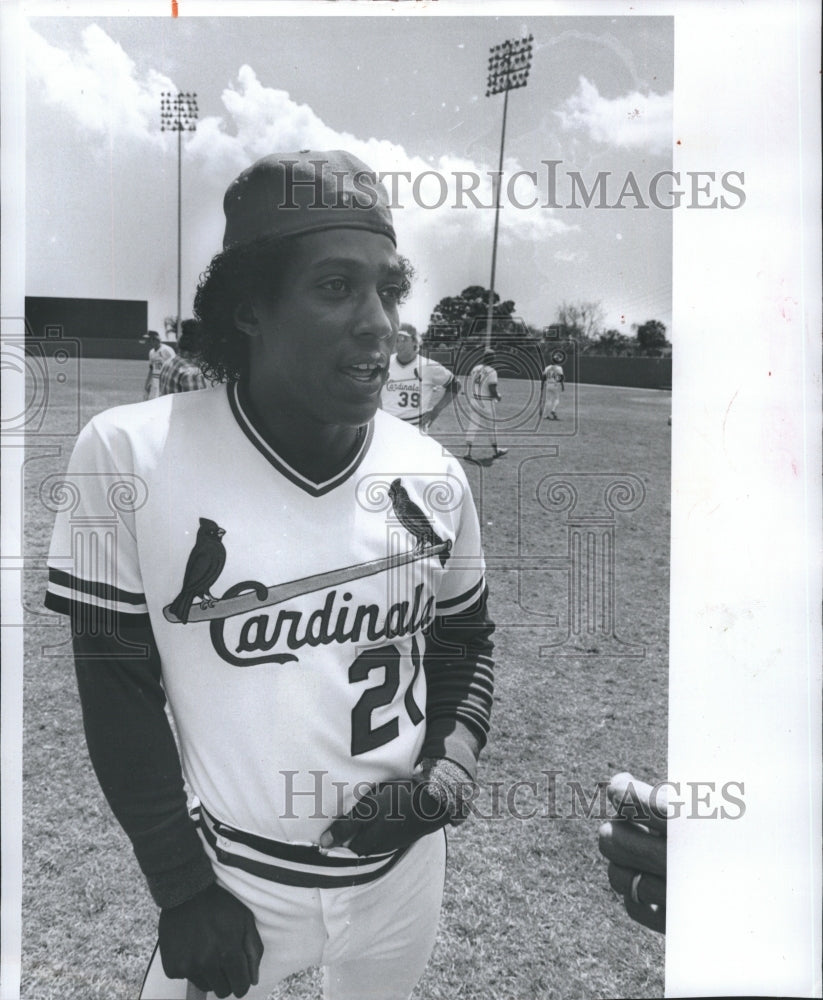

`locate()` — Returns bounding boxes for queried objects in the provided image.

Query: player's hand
[598,772,667,933]
[319,779,449,856]
[158,882,264,998]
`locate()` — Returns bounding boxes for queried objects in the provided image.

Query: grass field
[21,359,670,1000]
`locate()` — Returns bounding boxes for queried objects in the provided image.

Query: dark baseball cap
[222,150,396,249]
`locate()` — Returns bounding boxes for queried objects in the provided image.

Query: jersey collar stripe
[47,567,147,605]
[435,576,484,612]
[228,382,374,497]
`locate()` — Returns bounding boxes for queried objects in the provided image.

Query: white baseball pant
[140,828,447,1000]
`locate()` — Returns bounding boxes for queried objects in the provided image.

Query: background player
[159,318,207,395]
[141,329,176,400]
[46,150,494,1000]
[540,355,565,420]
[463,349,507,463]
[381,324,460,431]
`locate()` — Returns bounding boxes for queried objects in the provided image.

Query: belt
[194,804,408,888]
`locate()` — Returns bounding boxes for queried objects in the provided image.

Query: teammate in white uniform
[143,330,176,400]
[159,319,207,395]
[46,151,494,1000]
[540,360,564,420]
[381,326,459,431]
[463,350,507,463]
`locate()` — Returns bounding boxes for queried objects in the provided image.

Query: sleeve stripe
[45,584,149,618]
[44,589,151,623]
[427,677,494,702]
[48,567,147,606]
[435,576,484,612]
[426,705,492,739]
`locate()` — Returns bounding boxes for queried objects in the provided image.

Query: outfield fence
[428,344,671,390]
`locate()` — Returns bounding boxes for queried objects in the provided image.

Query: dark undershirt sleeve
[421,585,495,780]
[71,620,214,909]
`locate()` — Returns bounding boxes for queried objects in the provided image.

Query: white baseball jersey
[382,354,454,423]
[542,365,563,412]
[468,363,498,400]
[149,343,175,375]
[146,343,175,399]
[465,364,500,446]
[46,383,486,851]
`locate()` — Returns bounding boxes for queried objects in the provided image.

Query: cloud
[555,77,672,155]
[553,249,588,264]
[26,23,172,146]
[26,21,577,248]
[25,24,584,327]
[187,65,577,252]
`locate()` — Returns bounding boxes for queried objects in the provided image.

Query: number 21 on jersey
[349,637,424,755]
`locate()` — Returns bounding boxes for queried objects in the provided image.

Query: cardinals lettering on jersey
[162,479,452,668]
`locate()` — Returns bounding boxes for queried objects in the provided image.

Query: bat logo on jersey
[163,485,449,666]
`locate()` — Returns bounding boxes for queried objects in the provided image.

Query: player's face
[395,331,418,364]
[246,229,402,427]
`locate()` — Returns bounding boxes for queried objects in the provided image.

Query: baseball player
[462,350,507,463]
[46,150,494,1000]
[381,325,460,431]
[540,357,564,420]
[159,319,208,395]
[142,330,176,400]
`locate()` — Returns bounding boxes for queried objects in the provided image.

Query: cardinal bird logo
[167,517,227,624]
[388,478,450,567]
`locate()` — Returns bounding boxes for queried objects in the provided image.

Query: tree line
[422,287,670,357]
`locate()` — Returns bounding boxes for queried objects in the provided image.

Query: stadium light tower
[484,35,534,349]
[160,92,199,344]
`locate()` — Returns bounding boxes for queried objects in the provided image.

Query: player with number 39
[382,325,460,431]
[45,151,495,1000]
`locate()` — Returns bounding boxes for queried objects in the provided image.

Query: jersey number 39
[397,391,420,409]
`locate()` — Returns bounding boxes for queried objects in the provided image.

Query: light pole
[160,91,199,344]
[484,35,533,349]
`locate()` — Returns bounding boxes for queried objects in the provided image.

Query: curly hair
[194,236,290,384]
[193,235,415,384]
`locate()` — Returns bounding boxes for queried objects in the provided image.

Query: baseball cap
[222,150,396,249]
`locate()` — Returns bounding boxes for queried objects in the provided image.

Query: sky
[24,11,673,338]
